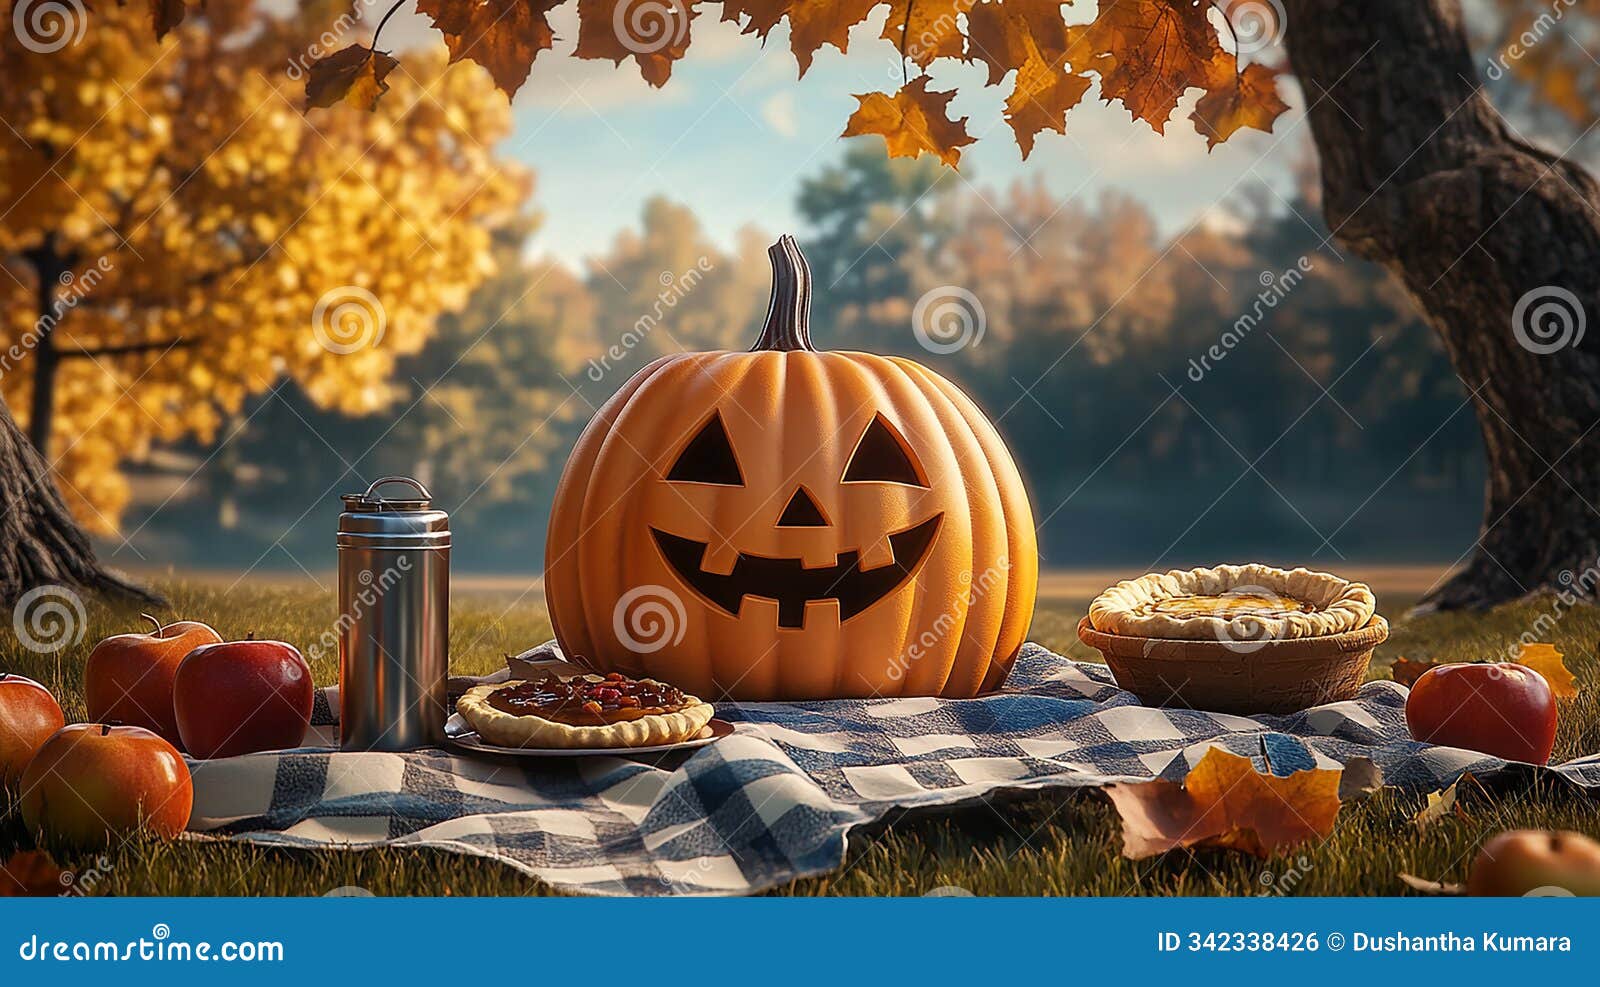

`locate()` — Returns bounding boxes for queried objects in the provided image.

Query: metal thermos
[337,476,450,751]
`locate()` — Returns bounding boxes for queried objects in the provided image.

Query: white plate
[443,712,733,758]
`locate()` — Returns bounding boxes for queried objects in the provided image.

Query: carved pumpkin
[545,236,1037,700]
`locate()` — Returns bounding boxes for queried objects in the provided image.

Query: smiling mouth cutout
[651,514,943,629]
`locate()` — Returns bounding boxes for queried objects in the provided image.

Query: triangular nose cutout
[777,486,829,527]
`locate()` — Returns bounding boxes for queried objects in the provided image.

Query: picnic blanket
[186,642,1600,896]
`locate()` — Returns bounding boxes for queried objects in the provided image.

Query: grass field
[3,576,1598,896]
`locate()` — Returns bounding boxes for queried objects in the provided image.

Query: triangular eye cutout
[843,414,928,486]
[667,412,744,485]
[777,486,829,527]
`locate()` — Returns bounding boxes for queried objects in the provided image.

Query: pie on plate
[456,672,715,749]
[1088,563,1375,642]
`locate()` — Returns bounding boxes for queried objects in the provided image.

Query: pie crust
[456,675,715,749]
[1088,564,1375,641]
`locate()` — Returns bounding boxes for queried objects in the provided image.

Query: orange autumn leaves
[301,0,1290,166]
[1107,748,1343,860]
[1391,643,1578,699]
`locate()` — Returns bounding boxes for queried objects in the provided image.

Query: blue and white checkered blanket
[186,642,1600,896]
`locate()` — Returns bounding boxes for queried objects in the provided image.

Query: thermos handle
[362,475,433,503]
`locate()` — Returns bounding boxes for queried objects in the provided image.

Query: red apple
[1405,662,1558,764]
[19,723,192,849]
[0,674,65,789]
[174,636,313,759]
[1468,830,1600,896]
[85,614,223,745]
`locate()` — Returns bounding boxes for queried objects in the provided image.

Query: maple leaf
[1069,0,1229,134]
[880,0,966,68]
[576,0,699,87]
[1103,747,1343,860]
[0,851,66,897]
[306,45,400,112]
[1390,656,1447,689]
[723,0,883,77]
[149,0,186,40]
[1515,642,1578,699]
[1413,777,1469,828]
[1003,35,1092,159]
[418,0,561,98]
[967,0,1070,86]
[842,78,974,168]
[1191,61,1289,148]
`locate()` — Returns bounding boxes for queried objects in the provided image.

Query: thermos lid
[339,476,450,545]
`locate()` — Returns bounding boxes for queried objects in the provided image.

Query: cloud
[762,91,798,138]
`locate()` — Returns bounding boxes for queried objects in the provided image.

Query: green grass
[3,578,1598,896]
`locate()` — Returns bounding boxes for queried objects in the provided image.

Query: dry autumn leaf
[1391,656,1447,688]
[1515,642,1578,699]
[842,78,975,168]
[1103,747,1343,860]
[283,0,1289,162]
[0,850,66,897]
[419,0,561,97]
[306,45,401,112]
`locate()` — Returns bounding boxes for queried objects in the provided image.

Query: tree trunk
[1284,0,1600,609]
[2,242,159,609]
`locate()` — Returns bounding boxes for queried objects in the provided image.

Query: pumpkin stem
[751,235,815,353]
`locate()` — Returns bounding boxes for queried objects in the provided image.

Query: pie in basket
[455,671,715,749]
[1087,564,1375,641]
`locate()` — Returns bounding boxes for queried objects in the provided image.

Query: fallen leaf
[1413,776,1483,828]
[576,0,700,87]
[306,45,400,112]
[1515,642,1578,699]
[0,851,66,897]
[1190,61,1290,149]
[1103,746,1343,860]
[1337,756,1384,803]
[1390,656,1448,688]
[419,0,561,98]
[1399,872,1465,895]
[842,78,975,168]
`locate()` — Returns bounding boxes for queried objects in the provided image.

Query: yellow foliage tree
[0,0,525,536]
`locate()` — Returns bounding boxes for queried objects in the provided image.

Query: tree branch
[59,339,195,359]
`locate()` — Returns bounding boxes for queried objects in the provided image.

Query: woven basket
[1076,614,1389,715]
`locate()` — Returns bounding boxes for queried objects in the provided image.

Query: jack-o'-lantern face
[652,410,943,629]
[545,235,1038,701]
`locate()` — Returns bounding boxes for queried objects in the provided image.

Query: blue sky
[388,6,1309,265]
